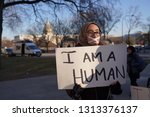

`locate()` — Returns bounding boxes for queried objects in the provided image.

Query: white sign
[56,44,127,89]
[131,86,150,100]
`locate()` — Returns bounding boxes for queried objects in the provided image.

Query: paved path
[0,64,150,100]
[0,75,70,100]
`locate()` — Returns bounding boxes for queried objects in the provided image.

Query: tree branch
[64,0,79,11]
[4,0,41,8]
[4,0,67,9]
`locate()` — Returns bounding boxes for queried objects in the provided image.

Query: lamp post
[121,16,124,40]
[148,24,150,46]
[121,14,134,40]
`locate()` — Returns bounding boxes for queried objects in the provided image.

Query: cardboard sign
[131,86,150,100]
[56,44,127,89]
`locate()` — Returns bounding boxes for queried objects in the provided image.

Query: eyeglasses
[86,30,101,36]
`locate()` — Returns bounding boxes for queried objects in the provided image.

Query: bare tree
[0,0,120,68]
[2,37,13,47]
[53,19,72,35]
[104,9,121,39]
[52,19,73,47]
[0,0,84,68]
[125,6,141,45]
[140,16,150,46]
[69,0,121,39]
[26,22,44,46]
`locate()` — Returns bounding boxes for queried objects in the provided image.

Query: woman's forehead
[87,24,100,31]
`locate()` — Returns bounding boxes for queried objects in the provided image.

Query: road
[41,53,55,57]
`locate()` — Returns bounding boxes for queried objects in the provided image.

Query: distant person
[127,46,147,86]
[66,22,122,100]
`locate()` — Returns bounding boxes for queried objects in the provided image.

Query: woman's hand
[71,83,84,99]
[110,81,122,95]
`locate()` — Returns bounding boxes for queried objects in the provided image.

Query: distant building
[60,35,78,47]
[14,35,35,41]
[13,20,78,52]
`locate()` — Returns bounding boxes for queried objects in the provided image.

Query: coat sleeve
[130,53,146,73]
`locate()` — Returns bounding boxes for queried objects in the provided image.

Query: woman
[127,46,146,86]
[66,22,122,100]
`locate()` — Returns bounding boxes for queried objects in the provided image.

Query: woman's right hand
[72,83,84,99]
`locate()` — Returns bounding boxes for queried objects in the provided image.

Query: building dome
[43,20,53,35]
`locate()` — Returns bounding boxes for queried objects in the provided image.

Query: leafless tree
[53,19,72,35]
[125,6,141,45]
[0,0,120,68]
[2,37,13,47]
[69,0,121,39]
[26,22,44,46]
[140,16,150,46]
[0,0,85,68]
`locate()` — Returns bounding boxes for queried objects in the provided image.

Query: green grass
[0,56,149,82]
[0,56,56,81]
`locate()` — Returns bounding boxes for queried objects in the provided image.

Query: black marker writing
[61,51,76,64]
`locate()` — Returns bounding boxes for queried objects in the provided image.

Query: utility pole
[148,24,150,46]
[121,14,134,45]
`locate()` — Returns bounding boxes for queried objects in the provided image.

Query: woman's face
[86,24,101,45]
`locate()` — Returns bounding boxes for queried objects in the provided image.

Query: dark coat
[127,52,146,76]
[66,86,111,100]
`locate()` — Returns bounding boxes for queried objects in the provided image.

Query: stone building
[14,20,78,52]
[60,35,78,47]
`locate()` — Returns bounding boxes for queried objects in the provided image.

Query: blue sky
[109,0,150,36]
[2,0,150,39]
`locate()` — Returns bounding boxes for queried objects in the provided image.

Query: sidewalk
[0,65,150,100]
[0,75,70,100]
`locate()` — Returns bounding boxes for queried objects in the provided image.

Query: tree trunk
[0,1,4,69]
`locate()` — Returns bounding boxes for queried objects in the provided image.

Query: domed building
[14,20,78,52]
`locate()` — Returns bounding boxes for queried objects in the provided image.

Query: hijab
[78,22,102,46]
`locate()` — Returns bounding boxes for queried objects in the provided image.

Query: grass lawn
[0,56,149,82]
[0,56,56,81]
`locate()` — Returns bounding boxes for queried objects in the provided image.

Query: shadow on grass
[0,56,56,81]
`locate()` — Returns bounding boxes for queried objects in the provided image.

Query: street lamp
[121,14,134,40]
[148,24,150,46]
